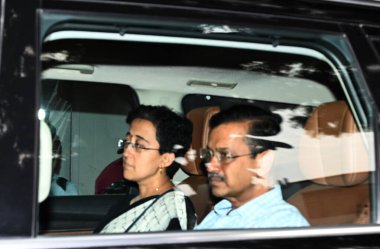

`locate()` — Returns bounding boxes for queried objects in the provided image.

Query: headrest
[298,101,369,186]
[182,106,220,176]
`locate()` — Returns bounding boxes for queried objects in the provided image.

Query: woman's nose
[123,143,134,155]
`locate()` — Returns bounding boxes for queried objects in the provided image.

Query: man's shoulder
[55,176,68,190]
[51,175,79,195]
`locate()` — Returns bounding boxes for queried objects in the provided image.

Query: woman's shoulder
[161,188,188,199]
[159,188,194,208]
[163,189,196,212]
[160,188,197,230]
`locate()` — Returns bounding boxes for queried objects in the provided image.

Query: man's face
[206,122,260,202]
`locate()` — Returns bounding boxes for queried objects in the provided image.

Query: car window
[38,11,376,235]
[40,80,139,195]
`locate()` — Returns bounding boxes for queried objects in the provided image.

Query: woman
[95,105,196,233]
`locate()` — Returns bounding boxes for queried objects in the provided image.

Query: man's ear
[253,150,274,177]
[160,152,175,168]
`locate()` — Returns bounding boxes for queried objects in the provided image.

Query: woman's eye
[135,143,145,150]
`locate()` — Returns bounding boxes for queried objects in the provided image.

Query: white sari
[100,189,194,233]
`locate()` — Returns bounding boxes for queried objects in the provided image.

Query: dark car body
[1,0,380,248]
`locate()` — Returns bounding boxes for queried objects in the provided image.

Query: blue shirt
[50,174,79,196]
[195,185,309,229]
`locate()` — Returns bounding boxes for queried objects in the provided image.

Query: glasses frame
[118,139,160,153]
[199,148,254,165]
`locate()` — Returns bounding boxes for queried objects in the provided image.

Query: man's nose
[205,156,221,172]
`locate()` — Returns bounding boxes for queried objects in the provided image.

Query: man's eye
[220,151,233,159]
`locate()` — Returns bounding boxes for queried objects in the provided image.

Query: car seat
[178,106,220,223]
[95,158,137,195]
[287,100,371,225]
[95,158,123,194]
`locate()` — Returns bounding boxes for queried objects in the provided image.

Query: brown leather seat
[288,101,371,225]
[179,106,220,223]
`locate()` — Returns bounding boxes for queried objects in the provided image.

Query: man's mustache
[208,172,225,182]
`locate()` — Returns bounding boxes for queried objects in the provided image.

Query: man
[195,105,309,229]
[50,135,79,196]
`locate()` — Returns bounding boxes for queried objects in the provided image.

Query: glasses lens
[134,143,142,153]
[200,148,213,163]
[219,152,231,165]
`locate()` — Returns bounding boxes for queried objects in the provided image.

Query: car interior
[37,11,376,235]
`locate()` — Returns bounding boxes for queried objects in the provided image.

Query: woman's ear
[160,152,175,168]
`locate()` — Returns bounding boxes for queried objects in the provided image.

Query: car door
[2,0,380,248]
[0,0,39,237]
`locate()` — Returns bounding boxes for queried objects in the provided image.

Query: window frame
[1,0,380,247]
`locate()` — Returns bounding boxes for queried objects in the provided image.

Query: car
[1,0,380,248]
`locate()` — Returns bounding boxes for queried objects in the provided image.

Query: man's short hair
[209,105,291,158]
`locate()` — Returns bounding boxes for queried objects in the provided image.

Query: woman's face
[122,118,163,184]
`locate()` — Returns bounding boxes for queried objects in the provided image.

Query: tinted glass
[38,14,376,235]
